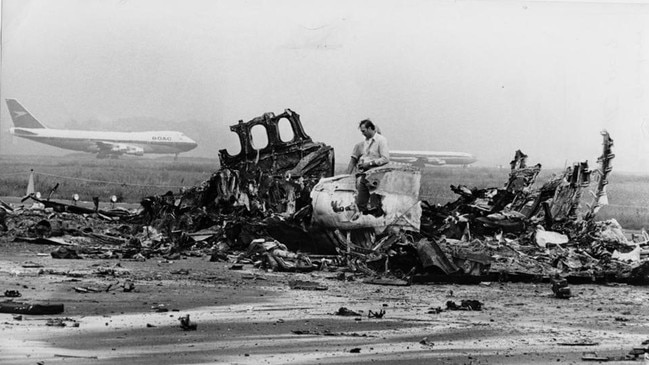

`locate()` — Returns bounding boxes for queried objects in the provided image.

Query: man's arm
[347,142,364,174]
[347,156,359,174]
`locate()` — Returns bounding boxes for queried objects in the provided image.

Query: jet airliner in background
[391,150,477,167]
[6,99,198,159]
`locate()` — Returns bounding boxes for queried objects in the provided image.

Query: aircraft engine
[108,144,144,156]
[426,158,446,166]
[125,146,144,156]
[110,144,129,153]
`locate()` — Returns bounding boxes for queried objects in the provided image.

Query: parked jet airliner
[390,150,477,167]
[6,99,198,159]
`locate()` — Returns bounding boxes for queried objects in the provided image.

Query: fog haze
[2,0,648,172]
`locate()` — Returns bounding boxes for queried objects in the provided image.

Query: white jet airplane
[6,99,198,159]
[390,150,477,167]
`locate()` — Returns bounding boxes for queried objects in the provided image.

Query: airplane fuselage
[5,99,198,158]
[390,150,477,166]
[10,127,198,155]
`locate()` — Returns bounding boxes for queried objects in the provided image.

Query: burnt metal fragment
[288,279,328,290]
[368,309,386,318]
[218,109,334,179]
[4,290,21,298]
[446,300,482,311]
[179,314,197,331]
[551,276,572,299]
[0,302,64,315]
[335,307,362,316]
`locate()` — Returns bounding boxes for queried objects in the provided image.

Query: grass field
[1,155,648,230]
[0,154,217,203]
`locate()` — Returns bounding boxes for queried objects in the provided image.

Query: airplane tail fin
[5,99,47,129]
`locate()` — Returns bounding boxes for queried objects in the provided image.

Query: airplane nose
[179,137,198,152]
[188,139,198,151]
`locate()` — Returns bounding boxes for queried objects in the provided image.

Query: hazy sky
[1,0,649,172]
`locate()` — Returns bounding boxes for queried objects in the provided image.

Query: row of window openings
[248,119,296,150]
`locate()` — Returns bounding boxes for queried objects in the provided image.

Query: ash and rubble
[2,111,649,286]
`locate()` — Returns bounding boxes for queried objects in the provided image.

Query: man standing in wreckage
[347,119,390,215]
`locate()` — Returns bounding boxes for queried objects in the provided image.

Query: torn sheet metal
[535,228,569,248]
[505,150,541,194]
[310,165,422,233]
[416,238,460,275]
[590,219,630,245]
[585,130,614,220]
[24,195,135,220]
[612,246,642,263]
[248,238,316,272]
[548,161,591,222]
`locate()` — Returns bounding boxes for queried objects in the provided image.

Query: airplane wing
[96,141,144,157]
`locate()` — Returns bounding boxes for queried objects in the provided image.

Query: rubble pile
[414,131,649,284]
[2,110,649,285]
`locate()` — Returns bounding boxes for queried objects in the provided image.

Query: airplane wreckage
[2,109,649,288]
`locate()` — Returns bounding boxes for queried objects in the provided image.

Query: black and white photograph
[1,0,649,363]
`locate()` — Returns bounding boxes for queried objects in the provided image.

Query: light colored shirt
[359,133,389,167]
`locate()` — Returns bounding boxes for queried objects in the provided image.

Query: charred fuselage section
[218,109,334,179]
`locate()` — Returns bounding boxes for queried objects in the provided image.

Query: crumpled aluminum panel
[310,165,421,233]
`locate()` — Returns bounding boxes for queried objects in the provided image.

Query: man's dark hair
[359,119,375,130]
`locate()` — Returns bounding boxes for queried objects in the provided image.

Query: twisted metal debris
[2,116,647,285]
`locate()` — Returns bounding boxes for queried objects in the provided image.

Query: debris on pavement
[51,247,82,259]
[559,340,600,346]
[582,340,649,362]
[123,280,135,292]
[364,277,410,286]
[0,301,65,315]
[21,261,43,268]
[53,354,98,360]
[581,352,610,361]
[419,337,435,347]
[335,307,362,317]
[46,317,79,327]
[291,329,372,337]
[288,279,328,291]
[0,121,647,289]
[4,290,21,297]
[551,276,572,299]
[179,314,197,331]
[446,300,483,311]
[73,286,104,293]
[151,304,168,313]
[367,309,386,318]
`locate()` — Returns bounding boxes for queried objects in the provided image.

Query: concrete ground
[1,240,648,365]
